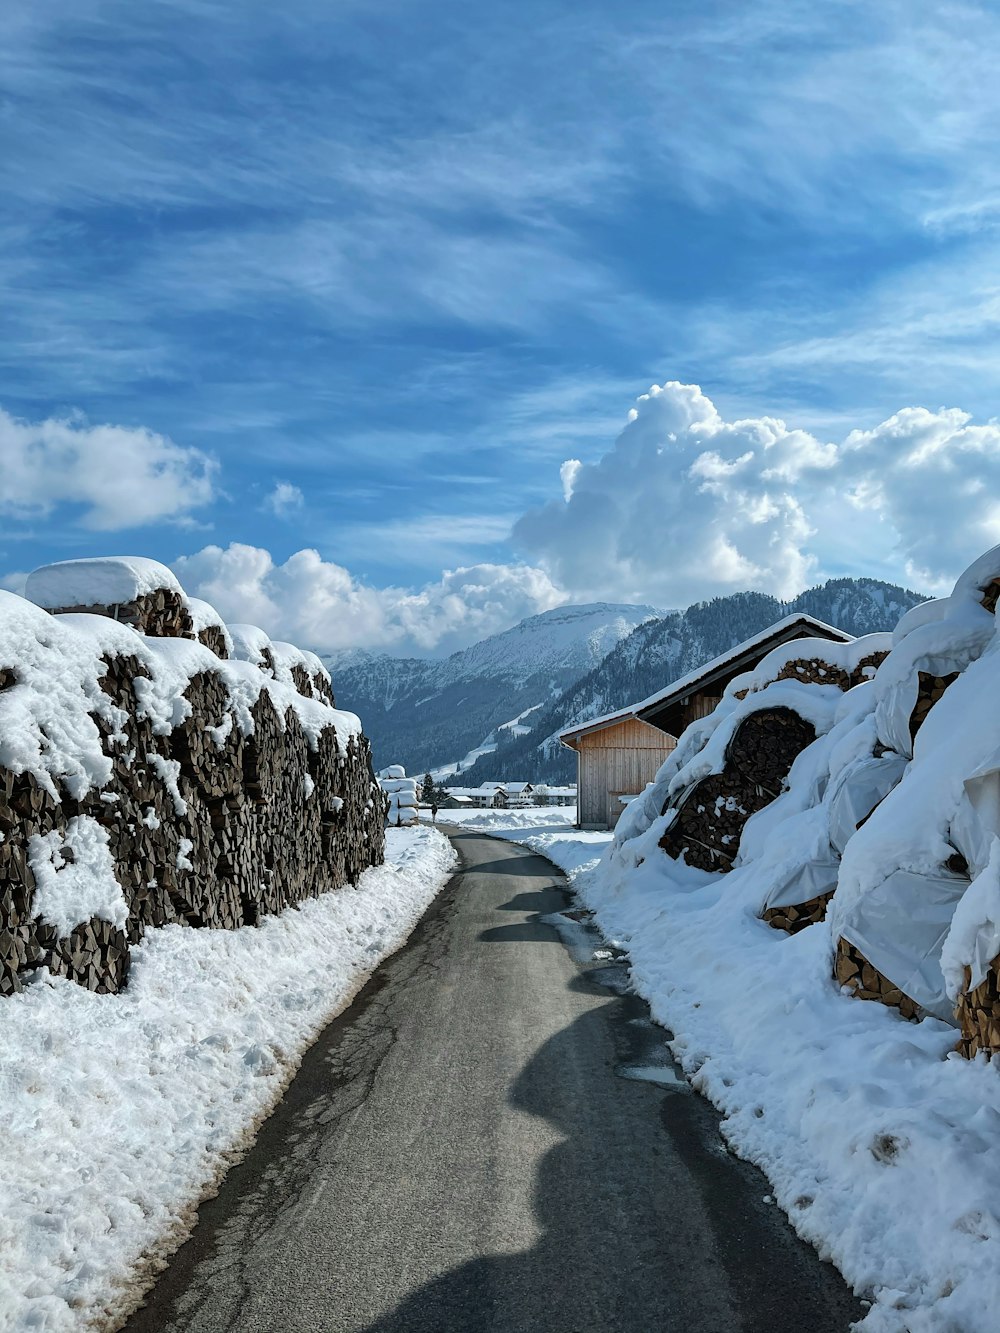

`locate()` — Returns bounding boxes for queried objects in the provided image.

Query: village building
[444,782,577,810]
[560,613,854,831]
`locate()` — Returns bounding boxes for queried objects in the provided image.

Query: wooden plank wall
[577,718,676,828]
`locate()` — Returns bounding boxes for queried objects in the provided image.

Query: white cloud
[0,406,215,530]
[173,544,564,657]
[560,459,582,502]
[512,380,1000,605]
[263,482,304,518]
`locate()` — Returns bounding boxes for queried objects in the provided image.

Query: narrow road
[125,828,861,1333]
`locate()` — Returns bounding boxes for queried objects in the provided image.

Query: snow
[186,596,234,656]
[29,816,128,937]
[0,825,455,1331]
[227,623,275,670]
[0,603,363,805]
[24,557,184,610]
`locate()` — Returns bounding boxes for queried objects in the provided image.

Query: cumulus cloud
[263,482,304,517]
[0,406,215,530]
[512,381,1000,604]
[560,458,582,502]
[173,544,564,657]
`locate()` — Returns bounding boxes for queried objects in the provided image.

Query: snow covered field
[463,808,1000,1333]
[0,826,456,1332]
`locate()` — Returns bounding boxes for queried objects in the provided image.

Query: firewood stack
[835,937,920,1020]
[954,963,1000,1057]
[659,708,817,872]
[910,671,960,741]
[43,587,196,640]
[0,559,385,998]
[763,890,834,934]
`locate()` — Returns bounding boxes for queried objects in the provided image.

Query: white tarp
[763,853,840,913]
[838,867,969,1024]
[827,752,909,854]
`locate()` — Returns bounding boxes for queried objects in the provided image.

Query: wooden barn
[560,614,853,830]
[560,709,676,831]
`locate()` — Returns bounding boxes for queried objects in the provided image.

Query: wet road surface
[124,827,862,1333]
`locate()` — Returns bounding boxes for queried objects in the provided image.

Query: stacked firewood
[659,708,817,872]
[909,671,959,741]
[196,623,230,658]
[834,937,920,1020]
[0,596,384,998]
[763,890,834,934]
[734,649,889,701]
[46,587,195,640]
[850,650,890,685]
[772,657,852,691]
[955,963,1000,1057]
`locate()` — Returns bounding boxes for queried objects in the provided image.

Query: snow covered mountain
[455,578,929,786]
[328,602,661,777]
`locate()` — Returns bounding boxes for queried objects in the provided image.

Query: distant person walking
[430,801,438,824]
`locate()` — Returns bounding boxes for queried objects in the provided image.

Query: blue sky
[5,0,1000,655]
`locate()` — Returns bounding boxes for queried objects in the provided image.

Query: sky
[5,0,1000,657]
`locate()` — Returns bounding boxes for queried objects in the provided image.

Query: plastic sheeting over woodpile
[0,559,384,998]
[613,544,1000,1055]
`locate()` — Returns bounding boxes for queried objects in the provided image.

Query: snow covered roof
[559,614,853,747]
[636,615,852,721]
[25,557,183,609]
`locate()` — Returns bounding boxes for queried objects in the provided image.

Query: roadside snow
[464,809,1000,1333]
[0,826,455,1332]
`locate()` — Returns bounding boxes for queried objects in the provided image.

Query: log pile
[850,650,890,685]
[46,587,195,640]
[955,963,1000,1058]
[196,623,230,658]
[980,579,1000,614]
[763,889,834,934]
[0,576,385,999]
[835,936,920,1020]
[909,671,959,741]
[733,649,888,700]
[659,708,817,872]
[772,657,852,691]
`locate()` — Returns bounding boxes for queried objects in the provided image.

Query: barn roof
[559,613,853,748]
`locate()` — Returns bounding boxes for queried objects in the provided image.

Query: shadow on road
[362,908,862,1333]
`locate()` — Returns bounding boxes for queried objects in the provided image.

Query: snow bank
[0,826,456,1332]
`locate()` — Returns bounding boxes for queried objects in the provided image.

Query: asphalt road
[124,827,862,1333]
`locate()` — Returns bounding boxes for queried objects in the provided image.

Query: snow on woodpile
[378,767,419,826]
[611,543,1000,1055]
[186,595,233,659]
[26,556,195,640]
[0,561,385,999]
[616,635,884,875]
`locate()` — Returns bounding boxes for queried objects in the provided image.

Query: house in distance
[561,613,854,830]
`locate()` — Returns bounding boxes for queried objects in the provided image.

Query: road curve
[124,827,861,1333]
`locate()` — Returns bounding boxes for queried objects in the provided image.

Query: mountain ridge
[450,577,929,786]
[328,601,661,776]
